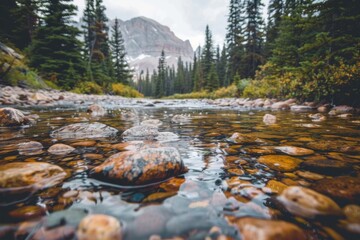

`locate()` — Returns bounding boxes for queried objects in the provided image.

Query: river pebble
[278,186,343,218]
[77,214,122,240]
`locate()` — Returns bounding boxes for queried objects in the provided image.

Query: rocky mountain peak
[114,16,194,75]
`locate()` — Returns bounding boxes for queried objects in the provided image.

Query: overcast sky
[73,0,269,50]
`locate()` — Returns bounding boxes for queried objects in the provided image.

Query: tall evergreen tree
[202,25,215,89]
[155,50,166,98]
[216,44,227,87]
[243,0,265,78]
[0,0,17,44]
[207,64,219,91]
[110,18,131,84]
[174,57,185,94]
[225,0,246,81]
[265,0,284,56]
[0,0,39,50]
[81,0,112,85]
[29,0,84,89]
[82,0,95,63]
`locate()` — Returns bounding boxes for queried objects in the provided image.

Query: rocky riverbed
[0,86,359,240]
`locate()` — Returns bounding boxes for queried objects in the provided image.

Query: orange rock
[258,155,302,172]
[234,217,306,240]
[92,147,186,185]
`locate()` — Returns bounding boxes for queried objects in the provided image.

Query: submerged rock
[0,107,33,126]
[0,162,66,189]
[308,113,326,122]
[331,105,354,114]
[278,186,342,219]
[312,177,360,204]
[264,180,288,194]
[121,125,159,140]
[171,114,190,123]
[17,141,43,156]
[9,205,46,220]
[234,217,306,240]
[290,105,314,112]
[258,155,302,172]
[140,119,163,127]
[51,122,118,139]
[77,214,122,240]
[48,143,75,155]
[92,147,186,185]
[274,146,314,156]
[230,132,259,144]
[271,102,290,110]
[155,132,179,142]
[263,114,276,125]
[301,159,352,175]
[87,104,106,116]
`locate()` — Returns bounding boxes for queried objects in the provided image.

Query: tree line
[136,0,359,105]
[1,0,359,104]
[0,0,133,93]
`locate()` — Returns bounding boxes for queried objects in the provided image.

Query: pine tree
[193,46,204,91]
[82,0,95,62]
[243,0,265,78]
[110,18,131,84]
[202,25,215,90]
[265,0,284,56]
[174,57,185,94]
[207,64,219,91]
[81,0,112,85]
[29,0,84,90]
[0,0,18,45]
[216,44,227,87]
[0,0,39,50]
[155,50,166,98]
[226,0,246,82]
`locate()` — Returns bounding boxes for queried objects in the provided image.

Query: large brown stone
[258,155,302,172]
[0,162,66,190]
[17,141,43,156]
[92,147,186,185]
[234,217,306,240]
[301,159,352,175]
[48,143,75,155]
[312,177,360,204]
[278,186,342,219]
[275,146,314,156]
[0,107,33,126]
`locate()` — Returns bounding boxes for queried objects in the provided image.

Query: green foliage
[111,83,143,98]
[236,78,251,95]
[0,49,47,89]
[110,18,132,84]
[169,84,238,99]
[28,0,85,90]
[72,81,103,94]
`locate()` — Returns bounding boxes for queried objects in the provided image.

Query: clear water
[0,103,359,239]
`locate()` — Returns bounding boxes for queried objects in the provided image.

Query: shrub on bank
[111,83,143,98]
[72,81,104,94]
[169,84,238,99]
[0,50,47,88]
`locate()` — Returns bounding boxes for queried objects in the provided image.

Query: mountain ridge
[113,16,194,75]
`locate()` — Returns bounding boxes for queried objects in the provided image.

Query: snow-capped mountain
[115,16,194,76]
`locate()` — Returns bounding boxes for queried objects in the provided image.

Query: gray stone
[51,122,118,139]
